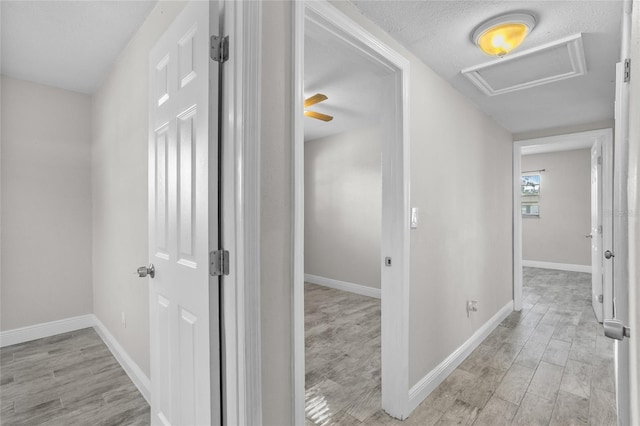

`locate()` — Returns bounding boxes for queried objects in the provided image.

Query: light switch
[411,207,419,229]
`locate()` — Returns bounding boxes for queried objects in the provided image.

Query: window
[521,173,540,217]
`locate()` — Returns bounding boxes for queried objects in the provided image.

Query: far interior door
[148,1,220,424]
[591,140,604,323]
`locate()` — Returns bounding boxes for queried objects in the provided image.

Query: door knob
[604,250,614,259]
[604,319,631,340]
[137,264,155,278]
[585,233,593,239]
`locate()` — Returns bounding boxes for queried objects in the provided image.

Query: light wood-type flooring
[0,328,149,425]
[304,267,617,425]
[0,267,616,425]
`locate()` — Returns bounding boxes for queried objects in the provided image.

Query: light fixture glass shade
[473,13,536,57]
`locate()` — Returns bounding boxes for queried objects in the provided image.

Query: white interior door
[148,1,220,425]
[612,60,631,426]
[591,140,604,323]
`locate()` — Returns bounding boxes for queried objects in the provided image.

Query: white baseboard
[0,314,95,347]
[407,300,513,415]
[522,260,592,273]
[304,273,381,299]
[0,314,150,404]
[93,315,151,404]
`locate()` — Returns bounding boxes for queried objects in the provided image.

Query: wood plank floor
[1,267,617,425]
[304,267,617,425]
[305,283,381,425]
[0,327,149,425]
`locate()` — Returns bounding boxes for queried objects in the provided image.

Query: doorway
[512,129,617,423]
[292,1,411,422]
[302,17,389,423]
[513,129,614,315]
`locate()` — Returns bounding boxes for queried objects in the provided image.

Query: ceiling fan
[304,93,333,122]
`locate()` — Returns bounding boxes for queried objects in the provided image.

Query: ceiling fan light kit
[304,93,333,122]
[304,110,333,122]
[472,12,536,57]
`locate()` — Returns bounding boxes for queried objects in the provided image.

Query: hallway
[305,267,617,425]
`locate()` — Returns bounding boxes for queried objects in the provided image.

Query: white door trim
[0,314,95,348]
[292,1,411,421]
[513,128,613,311]
[220,0,263,424]
[521,260,591,273]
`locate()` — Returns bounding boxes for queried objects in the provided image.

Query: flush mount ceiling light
[473,12,536,57]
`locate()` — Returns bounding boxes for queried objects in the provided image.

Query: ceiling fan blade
[304,93,328,108]
[304,110,333,122]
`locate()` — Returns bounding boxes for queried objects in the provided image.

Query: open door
[146,1,221,424]
[591,140,604,323]
[608,60,631,426]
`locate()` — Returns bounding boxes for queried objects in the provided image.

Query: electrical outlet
[466,300,478,317]
[121,312,127,328]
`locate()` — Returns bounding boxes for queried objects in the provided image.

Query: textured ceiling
[1,1,156,94]
[1,1,622,135]
[304,19,393,141]
[349,0,623,134]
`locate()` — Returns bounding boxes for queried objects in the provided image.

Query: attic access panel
[462,34,587,96]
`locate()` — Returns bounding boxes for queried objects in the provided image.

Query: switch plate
[411,207,419,229]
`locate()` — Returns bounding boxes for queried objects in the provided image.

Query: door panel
[591,141,603,323]
[148,1,219,424]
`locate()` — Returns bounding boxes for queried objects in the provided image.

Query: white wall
[304,126,381,289]
[1,76,93,331]
[91,1,187,377]
[522,149,591,266]
[260,2,294,424]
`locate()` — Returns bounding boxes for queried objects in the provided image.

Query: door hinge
[210,250,229,276]
[624,58,631,83]
[211,35,229,63]
[598,294,604,303]
[597,156,602,166]
[598,225,603,234]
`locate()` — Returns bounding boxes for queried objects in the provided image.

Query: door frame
[513,128,613,311]
[292,0,411,421]
[218,0,263,424]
